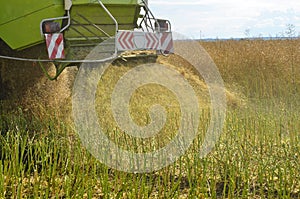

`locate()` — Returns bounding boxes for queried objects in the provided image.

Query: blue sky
[149,0,300,39]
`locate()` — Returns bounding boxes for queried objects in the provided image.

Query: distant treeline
[198,36,300,42]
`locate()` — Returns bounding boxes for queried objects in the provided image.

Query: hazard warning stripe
[160,32,174,54]
[116,31,174,54]
[145,33,159,49]
[118,31,134,50]
[45,33,65,60]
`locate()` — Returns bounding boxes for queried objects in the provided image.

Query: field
[0,39,300,198]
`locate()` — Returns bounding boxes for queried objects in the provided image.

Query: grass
[0,38,300,198]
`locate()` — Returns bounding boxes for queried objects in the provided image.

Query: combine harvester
[0,0,173,80]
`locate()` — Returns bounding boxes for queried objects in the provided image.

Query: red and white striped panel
[160,32,174,54]
[116,31,174,54]
[45,33,65,60]
[145,33,159,50]
[117,31,135,51]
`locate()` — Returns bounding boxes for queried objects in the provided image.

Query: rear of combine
[0,0,173,60]
[0,0,173,101]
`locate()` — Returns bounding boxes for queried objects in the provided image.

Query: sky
[149,0,300,39]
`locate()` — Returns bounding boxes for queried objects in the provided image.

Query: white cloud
[149,0,300,38]
[151,0,300,10]
[150,0,229,6]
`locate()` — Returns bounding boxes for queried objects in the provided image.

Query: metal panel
[0,0,62,25]
[65,3,141,39]
[0,5,64,50]
[72,0,139,5]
